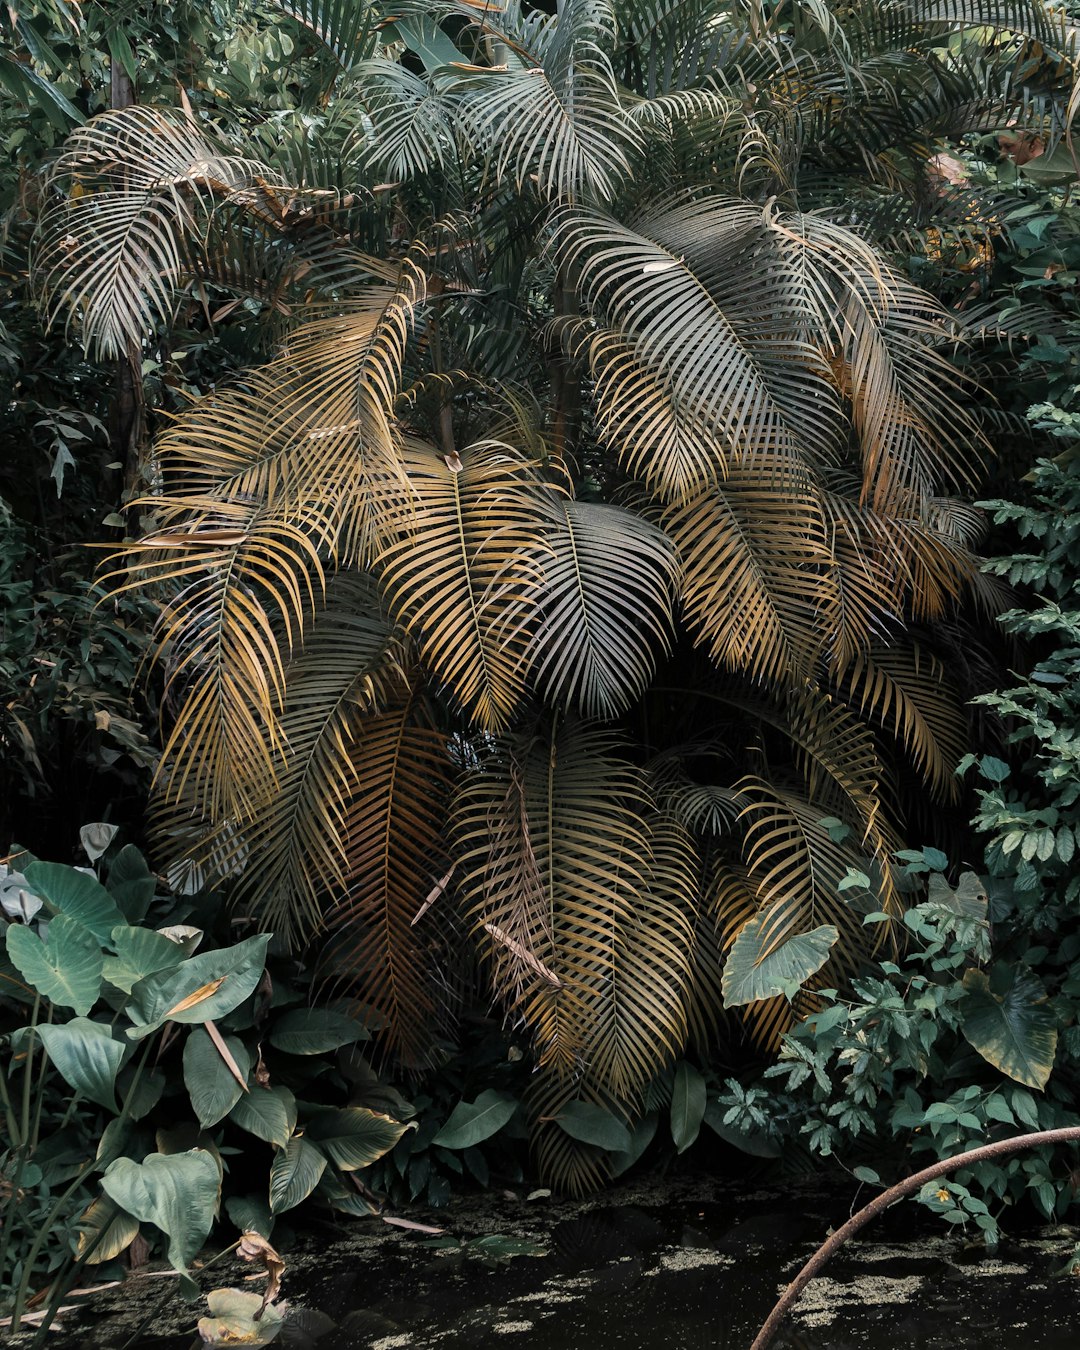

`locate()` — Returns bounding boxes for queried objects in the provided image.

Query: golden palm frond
[321,691,456,1064]
[375,438,554,732]
[838,641,969,803]
[153,576,406,946]
[454,719,689,1096]
[663,462,836,685]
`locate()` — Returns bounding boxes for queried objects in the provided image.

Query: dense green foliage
[4,10,1080,1328]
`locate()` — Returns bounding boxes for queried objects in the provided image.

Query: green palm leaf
[454,0,640,201]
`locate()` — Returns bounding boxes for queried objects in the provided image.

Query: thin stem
[750,1125,1080,1350]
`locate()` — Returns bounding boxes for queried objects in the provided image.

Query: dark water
[61,1176,1080,1348]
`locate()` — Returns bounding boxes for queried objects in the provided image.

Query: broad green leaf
[77,1196,140,1263]
[197,1288,284,1348]
[306,1108,412,1170]
[101,1150,220,1272]
[36,1017,126,1111]
[229,1086,295,1148]
[125,934,270,1039]
[225,1194,273,1239]
[269,1136,325,1213]
[267,1008,370,1055]
[554,1101,632,1152]
[106,845,156,923]
[722,915,838,1007]
[610,1113,659,1178]
[183,1027,251,1128]
[7,916,103,1014]
[103,925,185,994]
[23,861,125,944]
[960,967,1058,1090]
[670,1061,707,1154]
[431,1090,518,1150]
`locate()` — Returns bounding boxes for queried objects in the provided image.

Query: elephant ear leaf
[960,966,1058,1091]
[6,917,103,1015]
[722,911,838,1007]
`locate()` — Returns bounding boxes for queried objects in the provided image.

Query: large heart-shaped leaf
[35,1017,126,1110]
[126,934,270,1039]
[722,912,838,1007]
[197,1288,284,1348]
[306,1108,412,1170]
[960,966,1058,1090]
[183,1027,251,1128]
[101,1150,220,1272]
[23,861,125,944]
[269,1137,325,1214]
[106,845,156,923]
[7,916,103,1014]
[432,1089,518,1150]
[104,925,185,995]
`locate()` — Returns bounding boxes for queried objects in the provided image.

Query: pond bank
[40,1172,1080,1348]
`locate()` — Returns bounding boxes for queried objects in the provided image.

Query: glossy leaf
[184,1027,252,1128]
[269,1136,326,1213]
[960,967,1058,1090]
[306,1107,412,1170]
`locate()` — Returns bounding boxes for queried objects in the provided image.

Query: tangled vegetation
[3,0,1080,1332]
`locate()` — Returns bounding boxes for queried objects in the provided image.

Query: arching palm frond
[837,642,969,803]
[555,204,833,499]
[349,60,457,180]
[375,438,555,732]
[159,577,406,947]
[272,0,383,71]
[453,0,641,202]
[726,777,898,994]
[663,463,836,686]
[33,106,286,357]
[529,498,679,718]
[453,721,666,1082]
[321,691,456,1064]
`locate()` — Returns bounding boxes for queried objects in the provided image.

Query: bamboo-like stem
[750,1125,1080,1350]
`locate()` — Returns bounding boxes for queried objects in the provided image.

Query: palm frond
[663,462,836,685]
[838,642,968,802]
[556,203,833,498]
[320,691,455,1064]
[349,60,456,179]
[452,0,640,202]
[529,498,678,718]
[33,106,282,357]
[453,720,667,1086]
[375,438,552,732]
[165,577,405,947]
[272,0,383,69]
